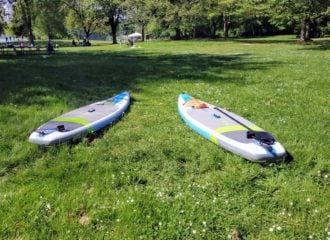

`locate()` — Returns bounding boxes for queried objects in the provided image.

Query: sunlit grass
[0,36,329,239]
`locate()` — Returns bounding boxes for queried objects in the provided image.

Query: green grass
[0,35,329,239]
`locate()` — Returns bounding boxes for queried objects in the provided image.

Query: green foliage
[63,0,102,39]
[34,0,66,39]
[96,0,125,43]
[123,0,154,40]
[0,36,329,239]
[269,0,330,40]
[11,0,35,43]
[0,7,6,35]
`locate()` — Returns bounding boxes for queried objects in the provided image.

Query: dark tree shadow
[0,50,280,106]
[234,37,330,51]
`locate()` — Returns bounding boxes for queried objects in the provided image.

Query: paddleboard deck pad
[178,93,286,162]
[29,92,130,145]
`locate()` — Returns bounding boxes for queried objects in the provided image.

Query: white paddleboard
[29,92,130,145]
[178,93,286,162]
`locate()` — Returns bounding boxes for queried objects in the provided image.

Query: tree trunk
[83,27,91,40]
[175,28,181,40]
[111,23,117,44]
[251,22,255,37]
[193,27,196,39]
[27,15,34,45]
[141,24,145,42]
[223,13,229,39]
[300,16,311,42]
[210,20,217,39]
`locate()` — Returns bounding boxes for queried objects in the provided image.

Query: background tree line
[1,0,329,44]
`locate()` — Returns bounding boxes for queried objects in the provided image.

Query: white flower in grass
[46,203,51,211]
[202,229,206,233]
[180,209,184,214]
[325,175,328,179]
[116,219,120,222]
[156,192,163,197]
[288,213,292,217]
[314,209,319,213]
[269,227,274,232]
[202,221,207,226]
[225,200,229,204]
[276,226,282,231]
[307,198,311,202]
[290,202,293,206]
[158,222,162,226]
[308,235,313,239]
[192,229,196,234]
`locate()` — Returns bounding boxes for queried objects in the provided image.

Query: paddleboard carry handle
[57,125,65,132]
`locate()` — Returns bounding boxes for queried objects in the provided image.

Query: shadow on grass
[234,37,330,50]
[297,39,330,51]
[0,50,280,106]
[234,37,298,45]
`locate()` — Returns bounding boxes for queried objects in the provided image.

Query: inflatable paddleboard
[29,91,130,145]
[178,93,286,162]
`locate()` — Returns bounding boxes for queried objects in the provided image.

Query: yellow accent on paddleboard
[210,135,218,144]
[215,125,263,133]
[53,117,91,126]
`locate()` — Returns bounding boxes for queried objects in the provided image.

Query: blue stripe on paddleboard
[180,93,193,103]
[108,92,129,104]
[252,139,277,156]
[92,101,129,131]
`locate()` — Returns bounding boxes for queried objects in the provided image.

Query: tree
[11,0,35,44]
[124,0,154,41]
[270,0,330,42]
[0,6,6,35]
[179,0,206,38]
[97,0,124,44]
[235,0,270,37]
[64,0,101,40]
[34,0,66,39]
[219,0,239,38]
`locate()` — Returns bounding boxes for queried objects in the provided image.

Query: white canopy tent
[128,32,142,39]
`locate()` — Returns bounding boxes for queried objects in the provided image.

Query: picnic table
[0,45,54,56]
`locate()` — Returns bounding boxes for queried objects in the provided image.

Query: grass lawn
[0,36,329,239]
